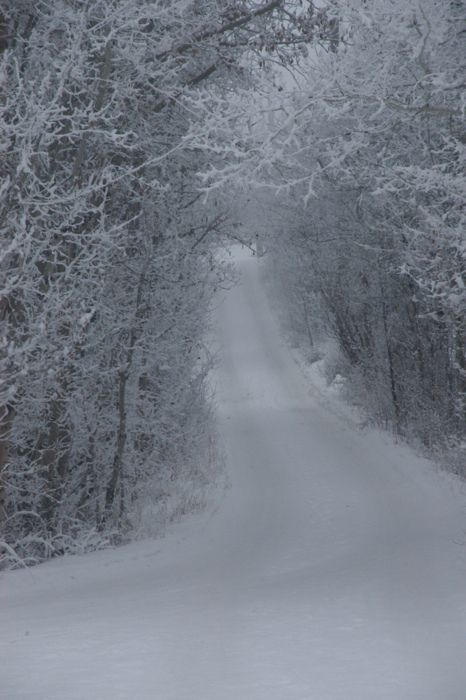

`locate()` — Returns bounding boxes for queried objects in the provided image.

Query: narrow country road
[2,247,466,699]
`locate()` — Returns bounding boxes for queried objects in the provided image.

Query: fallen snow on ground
[2,246,466,700]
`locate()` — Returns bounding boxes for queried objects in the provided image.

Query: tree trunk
[378,265,401,433]
[103,259,149,529]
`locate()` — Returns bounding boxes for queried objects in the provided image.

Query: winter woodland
[0,0,464,567]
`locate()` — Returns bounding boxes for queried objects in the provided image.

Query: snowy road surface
[2,247,466,700]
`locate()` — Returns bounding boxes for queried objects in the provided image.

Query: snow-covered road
[2,248,466,699]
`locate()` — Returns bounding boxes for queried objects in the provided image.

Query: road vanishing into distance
[2,247,466,699]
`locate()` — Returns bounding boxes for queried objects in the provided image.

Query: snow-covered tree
[0,1,329,566]
[214,0,465,458]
